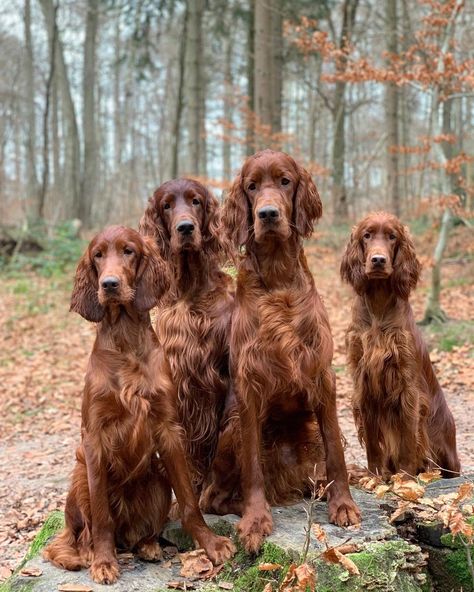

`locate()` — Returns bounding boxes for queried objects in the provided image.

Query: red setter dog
[340,212,460,480]
[201,150,360,553]
[44,226,235,584]
[139,179,234,493]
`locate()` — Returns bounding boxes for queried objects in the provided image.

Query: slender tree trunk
[331,0,359,220]
[81,0,99,227]
[24,0,40,220]
[246,0,255,155]
[223,27,233,181]
[113,15,122,171]
[39,0,81,221]
[172,7,188,178]
[185,0,205,176]
[385,0,400,216]
[254,0,272,140]
[38,1,57,221]
[270,0,282,135]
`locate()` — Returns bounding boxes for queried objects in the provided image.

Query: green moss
[444,548,474,592]
[315,541,427,592]
[210,519,234,538]
[440,517,474,549]
[218,541,293,592]
[23,511,65,565]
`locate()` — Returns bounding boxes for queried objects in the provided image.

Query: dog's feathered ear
[221,174,250,250]
[294,165,323,238]
[340,231,366,295]
[134,236,170,312]
[70,249,104,322]
[392,225,421,299]
[138,192,169,257]
[202,187,227,260]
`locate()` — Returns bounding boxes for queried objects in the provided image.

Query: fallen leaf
[312,523,327,544]
[0,566,12,581]
[218,582,234,590]
[20,566,42,577]
[374,484,391,498]
[389,502,411,523]
[295,563,317,591]
[167,582,196,590]
[322,548,359,576]
[392,479,425,501]
[334,543,360,554]
[179,549,213,579]
[418,470,441,484]
[455,483,474,503]
[262,584,273,592]
[57,584,94,592]
[258,562,282,571]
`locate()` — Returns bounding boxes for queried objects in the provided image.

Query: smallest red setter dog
[340,212,460,479]
[44,226,235,584]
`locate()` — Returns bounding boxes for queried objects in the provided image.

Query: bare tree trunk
[246,0,255,155]
[331,0,359,220]
[38,1,57,221]
[270,0,282,134]
[254,0,282,146]
[81,0,99,227]
[185,0,205,176]
[24,0,40,220]
[39,0,81,221]
[171,7,188,178]
[422,0,463,323]
[223,27,233,181]
[385,0,400,216]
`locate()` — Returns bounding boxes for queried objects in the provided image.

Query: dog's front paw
[137,540,163,562]
[203,534,236,565]
[328,498,361,527]
[237,508,273,554]
[90,558,120,584]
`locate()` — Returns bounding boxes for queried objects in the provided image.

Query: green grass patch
[421,320,474,352]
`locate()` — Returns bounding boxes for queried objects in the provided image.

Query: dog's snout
[257,205,280,220]
[371,255,387,267]
[176,220,195,235]
[101,276,120,291]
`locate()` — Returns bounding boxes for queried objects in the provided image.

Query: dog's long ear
[70,249,104,322]
[134,236,170,312]
[202,187,227,259]
[221,174,250,250]
[340,231,366,295]
[294,165,323,238]
[391,225,421,299]
[138,192,170,258]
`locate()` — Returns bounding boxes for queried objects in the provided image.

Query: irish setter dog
[201,150,360,553]
[139,179,234,493]
[44,226,234,584]
[340,212,460,480]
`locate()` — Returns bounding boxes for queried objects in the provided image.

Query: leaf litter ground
[0,225,472,576]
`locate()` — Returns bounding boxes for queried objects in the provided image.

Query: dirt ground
[0,225,473,575]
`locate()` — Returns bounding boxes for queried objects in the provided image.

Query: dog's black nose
[371,255,387,267]
[176,220,195,235]
[257,206,279,220]
[101,276,119,291]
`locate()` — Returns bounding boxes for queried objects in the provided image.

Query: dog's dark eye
[389,234,396,241]
[94,251,102,259]
[163,203,171,210]
[248,182,256,191]
[363,232,371,239]
[124,247,134,256]
[192,198,200,206]
[281,177,290,186]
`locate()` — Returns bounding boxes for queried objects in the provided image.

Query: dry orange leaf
[455,483,474,504]
[20,566,42,577]
[57,585,94,592]
[322,548,360,576]
[312,523,327,544]
[179,549,213,579]
[258,562,283,571]
[263,584,273,592]
[418,470,441,484]
[167,582,196,590]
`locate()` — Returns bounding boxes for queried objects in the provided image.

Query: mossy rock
[208,539,428,592]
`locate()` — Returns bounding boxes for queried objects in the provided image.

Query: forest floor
[0,221,473,578]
